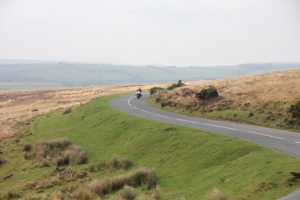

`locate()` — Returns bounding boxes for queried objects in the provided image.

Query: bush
[167,80,185,90]
[289,102,300,121]
[196,86,219,100]
[150,87,163,95]
[120,186,136,200]
[23,144,32,152]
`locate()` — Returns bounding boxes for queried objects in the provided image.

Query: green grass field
[1,94,300,199]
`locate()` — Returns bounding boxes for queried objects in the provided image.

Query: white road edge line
[127,96,292,142]
[245,130,284,140]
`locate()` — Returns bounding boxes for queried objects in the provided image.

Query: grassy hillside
[151,70,300,131]
[0,95,300,199]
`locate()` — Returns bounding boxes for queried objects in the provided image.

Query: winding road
[111,93,300,200]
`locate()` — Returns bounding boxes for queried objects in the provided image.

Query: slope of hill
[0,95,300,199]
[151,69,300,131]
[0,61,299,90]
[0,83,168,141]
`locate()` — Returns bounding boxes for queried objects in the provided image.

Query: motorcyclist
[136,88,142,99]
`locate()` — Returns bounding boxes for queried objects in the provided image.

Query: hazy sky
[0,0,299,66]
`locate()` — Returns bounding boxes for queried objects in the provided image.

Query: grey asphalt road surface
[110,93,300,200]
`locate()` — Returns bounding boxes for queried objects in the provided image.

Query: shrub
[150,87,163,95]
[167,80,185,90]
[208,188,227,200]
[120,185,136,200]
[63,107,72,115]
[289,101,300,121]
[196,86,219,100]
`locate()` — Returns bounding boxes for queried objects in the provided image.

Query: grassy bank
[149,96,298,132]
[0,95,300,199]
[149,70,300,132]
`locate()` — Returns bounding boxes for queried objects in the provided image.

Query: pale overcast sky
[0,0,299,66]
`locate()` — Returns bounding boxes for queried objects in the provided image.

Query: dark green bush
[167,80,185,90]
[23,144,32,152]
[289,102,300,121]
[196,86,219,100]
[150,87,163,95]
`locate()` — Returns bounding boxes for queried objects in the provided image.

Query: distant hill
[0,60,299,90]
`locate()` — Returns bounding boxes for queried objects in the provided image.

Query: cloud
[0,0,299,66]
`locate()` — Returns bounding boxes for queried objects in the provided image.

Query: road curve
[110,93,300,200]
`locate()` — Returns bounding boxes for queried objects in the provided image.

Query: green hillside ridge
[0,94,300,199]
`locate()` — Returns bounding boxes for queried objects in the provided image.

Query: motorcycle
[136,92,142,99]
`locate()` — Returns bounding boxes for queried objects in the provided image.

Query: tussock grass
[151,187,161,200]
[24,194,49,200]
[6,191,20,199]
[26,168,157,200]
[89,168,156,196]
[30,139,87,167]
[120,185,136,200]
[71,187,96,200]
[106,156,133,171]
[87,156,133,172]
[208,188,227,200]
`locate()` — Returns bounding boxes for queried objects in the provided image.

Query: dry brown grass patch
[29,139,88,167]
[86,156,133,173]
[88,168,156,197]
[208,188,227,200]
[120,185,136,200]
[0,157,6,166]
[106,156,133,171]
